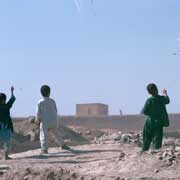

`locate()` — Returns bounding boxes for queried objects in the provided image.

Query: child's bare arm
[11,86,14,96]
[7,86,16,108]
[163,89,170,104]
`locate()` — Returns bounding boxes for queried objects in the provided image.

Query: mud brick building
[76,103,109,116]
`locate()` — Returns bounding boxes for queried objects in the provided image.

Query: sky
[0,0,180,116]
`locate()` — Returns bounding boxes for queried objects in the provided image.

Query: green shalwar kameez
[142,95,170,151]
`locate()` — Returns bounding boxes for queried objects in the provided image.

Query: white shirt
[36,97,58,128]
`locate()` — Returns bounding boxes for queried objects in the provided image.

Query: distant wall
[13,114,180,132]
[60,114,180,132]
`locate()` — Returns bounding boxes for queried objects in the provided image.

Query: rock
[23,176,29,180]
[166,161,173,167]
[0,165,9,171]
[72,173,77,179]
[167,156,174,162]
[85,130,91,135]
[175,146,180,151]
[64,139,72,144]
[91,178,96,180]
[94,131,143,145]
[121,134,130,143]
[94,137,97,143]
[26,129,39,142]
[119,152,126,160]
[155,169,160,173]
[162,152,168,158]
[0,169,8,175]
[115,177,125,180]
[134,140,142,147]
[163,139,176,151]
[111,134,122,141]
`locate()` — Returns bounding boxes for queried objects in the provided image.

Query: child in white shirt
[36,85,70,154]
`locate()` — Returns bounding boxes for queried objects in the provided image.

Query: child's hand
[163,89,168,96]
[35,121,40,129]
[35,122,40,129]
[35,117,41,128]
[11,86,14,93]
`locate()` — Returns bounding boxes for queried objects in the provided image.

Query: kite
[172,53,179,56]
[74,0,81,12]
[73,0,95,14]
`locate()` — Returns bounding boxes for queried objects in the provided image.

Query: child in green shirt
[142,83,170,151]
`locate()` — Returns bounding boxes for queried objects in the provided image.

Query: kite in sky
[74,0,81,12]
[74,0,94,13]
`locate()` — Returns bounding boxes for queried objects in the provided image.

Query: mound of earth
[0,119,89,154]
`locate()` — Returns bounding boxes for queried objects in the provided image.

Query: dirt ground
[1,119,180,179]
[1,143,180,180]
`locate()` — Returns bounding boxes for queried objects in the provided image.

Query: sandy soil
[1,143,180,180]
[1,119,180,180]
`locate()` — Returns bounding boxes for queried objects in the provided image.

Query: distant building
[76,103,109,116]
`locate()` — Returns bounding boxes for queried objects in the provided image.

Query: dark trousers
[142,119,163,151]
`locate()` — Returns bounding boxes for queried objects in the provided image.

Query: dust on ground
[1,118,180,179]
[1,143,180,180]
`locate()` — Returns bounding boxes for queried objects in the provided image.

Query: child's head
[0,93,7,104]
[147,83,158,96]
[40,85,51,97]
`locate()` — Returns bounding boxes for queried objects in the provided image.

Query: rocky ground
[1,118,180,179]
[1,143,180,180]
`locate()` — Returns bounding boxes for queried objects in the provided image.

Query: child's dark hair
[147,83,158,95]
[40,85,51,97]
[0,93,7,103]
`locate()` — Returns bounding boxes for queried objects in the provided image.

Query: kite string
[74,0,81,12]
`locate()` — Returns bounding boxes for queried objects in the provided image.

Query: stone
[0,165,9,170]
[163,139,175,149]
[114,136,122,141]
[72,173,77,179]
[162,152,168,158]
[85,130,91,135]
[155,169,160,173]
[166,161,173,167]
[175,146,180,151]
[23,176,29,180]
[118,152,126,160]
[115,177,125,180]
[26,129,39,142]
[167,157,174,162]
[121,134,130,143]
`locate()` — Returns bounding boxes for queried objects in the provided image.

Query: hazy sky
[0,0,180,116]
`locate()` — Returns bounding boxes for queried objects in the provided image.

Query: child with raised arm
[142,83,170,152]
[0,86,16,160]
[36,85,70,154]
